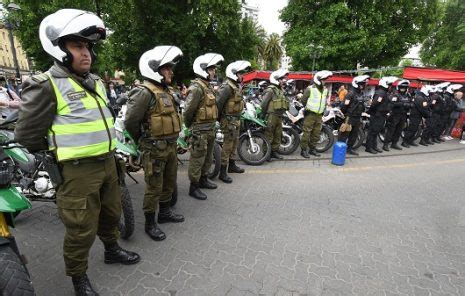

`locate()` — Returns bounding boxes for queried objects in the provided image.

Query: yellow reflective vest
[46,73,116,161]
[305,85,328,114]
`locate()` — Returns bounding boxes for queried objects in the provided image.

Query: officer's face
[237,72,244,83]
[159,65,173,84]
[207,67,217,80]
[65,40,92,75]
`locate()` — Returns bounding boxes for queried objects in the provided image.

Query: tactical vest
[46,73,116,162]
[224,80,244,116]
[305,85,328,114]
[142,81,181,139]
[267,85,289,113]
[191,79,218,124]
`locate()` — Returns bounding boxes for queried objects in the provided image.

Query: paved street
[12,140,465,296]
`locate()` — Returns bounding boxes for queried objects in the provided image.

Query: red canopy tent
[402,66,465,83]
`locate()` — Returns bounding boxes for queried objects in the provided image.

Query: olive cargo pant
[56,156,121,277]
[188,129,216,182]
[142,142,177,213]
[264,114,283,152]
[301,112,323,150]
[220,117,240,165]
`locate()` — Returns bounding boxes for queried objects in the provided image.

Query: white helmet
[269,68,289,85]
[420,85,430,96]
[352,75,370,88]
[226,60,251,82]
[39,9,106,63]
[378,76,398,88]
[436,82,451,92]
[313,70,333,86]
[428,85,438,93]
[446,84,463,94]
[139,46,183,83]
[396,79,410,90]
[193,53,224,80]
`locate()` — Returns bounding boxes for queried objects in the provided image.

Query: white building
[240,1,259,22]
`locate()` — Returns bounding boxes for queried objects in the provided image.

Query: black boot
[382,143,390,152]
[308,149,321,157]
[365,147,378,154]
[72,274,99,296]
[189,182,207,200]
[432,138,441,143]
[219,165,233,183]
[199,176,218,189]
[426,138,434,145]
[409,141,418,147]
[347,149,359,156]
[158,203,185,224]
[401,141,410,148]
[144,212,166,241]
[104,243,141,265]
[391,143,402,150]
[300,148,310,158]
[419,139,428,146]
[270,151,283,160]
[228,160,244,173]
[374,146,383,153]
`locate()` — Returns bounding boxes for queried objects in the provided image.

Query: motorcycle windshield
[241,111,266,127]
[0,186,31,213]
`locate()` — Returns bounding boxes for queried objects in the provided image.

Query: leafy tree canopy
[280,0,439,71]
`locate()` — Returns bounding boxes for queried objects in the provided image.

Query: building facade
[0,23,30,80]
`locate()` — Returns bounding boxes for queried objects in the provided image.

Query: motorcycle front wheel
[208,142,222,179]
[118,182,134,240]
[0,245,35,296]
[278,127,300,155]
[237,132,271,166]
[315,125,335,153]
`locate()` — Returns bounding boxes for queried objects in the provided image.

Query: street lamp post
[5,3,21,82]
[308,43,324,72]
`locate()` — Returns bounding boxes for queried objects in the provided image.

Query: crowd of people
[5,7,465,296]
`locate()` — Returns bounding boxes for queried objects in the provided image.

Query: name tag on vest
[67,91,87,100]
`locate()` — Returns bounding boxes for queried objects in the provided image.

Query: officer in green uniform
[14,9,140,296]
[184,53,224,200]
[300,70,333,158]
[216,60,251,183]
[260,69,290,160]
[124,46,185,242]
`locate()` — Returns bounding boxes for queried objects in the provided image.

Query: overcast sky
[248,0,288,36]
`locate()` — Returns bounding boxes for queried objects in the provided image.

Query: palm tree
[264,33,283,70]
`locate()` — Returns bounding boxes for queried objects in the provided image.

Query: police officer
[184,53,224,200]
[404,86,432,147]
[339,75,370,156]
[216,60,250,183]
[383,80,411,151]
[419,86,437,146]
[260,69,290,160]
[365,76,398,154]
[124,46,185,241]
[436,82,452,141]
[300,70,333,158]
[15,9,140,295]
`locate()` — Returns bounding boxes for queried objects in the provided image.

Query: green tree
[8,0,263,82]
[263,33,283,70]
[421,0,465,70]
[281,0,439,71]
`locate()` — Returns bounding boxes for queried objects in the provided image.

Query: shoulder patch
[31,73,50,83]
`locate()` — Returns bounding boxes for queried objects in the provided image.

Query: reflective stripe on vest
[305,86,328,114]
[47,73,116,161]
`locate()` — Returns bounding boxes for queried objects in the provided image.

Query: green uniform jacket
[183,78,216,130]
[216,79,234,120]
[260,85,286,116]
[124,85,155,143]
[15,63,103,152]
[300,86,312,107]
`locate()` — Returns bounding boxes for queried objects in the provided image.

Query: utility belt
[62,150,116,165]
[191,121,216,132]
[223,114,241,120]
[267,112,284,118]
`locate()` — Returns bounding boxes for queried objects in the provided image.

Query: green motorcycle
[0,141,35,295]
[236,100,271,165]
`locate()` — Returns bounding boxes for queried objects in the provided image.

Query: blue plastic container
[331,141,347,166]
